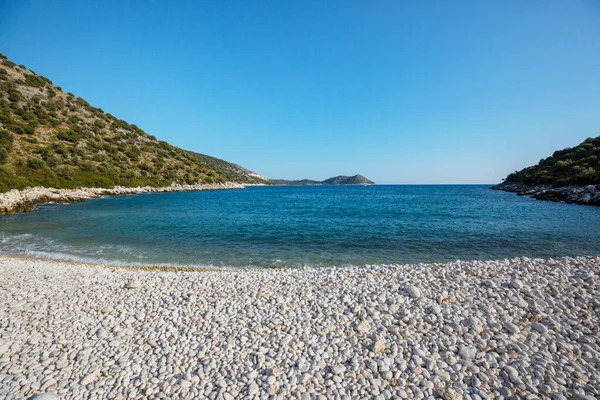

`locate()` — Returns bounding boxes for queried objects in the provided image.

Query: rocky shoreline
[1,255,598,399]
[491,182,600,207]
[0,182,246,215]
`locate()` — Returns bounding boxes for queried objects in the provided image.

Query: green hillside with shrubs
[0,53,262,193]
[504,136,600,187]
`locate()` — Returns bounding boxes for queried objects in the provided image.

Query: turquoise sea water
[0,185,599,268]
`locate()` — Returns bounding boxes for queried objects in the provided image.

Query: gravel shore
[0,255,598,400]
[0,182,245,215]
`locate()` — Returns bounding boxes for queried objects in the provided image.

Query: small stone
[40,379,57,391]
[29,395,59,400]
[356,321,370,334]
[510,278,524,290]
[458,346,476,359]
[429,304,442,314]
[127,280,142,289]
[248,382,259,395]
[180,379,192,388]
[81,371,98,386]
[531,322,548,334]
[331,365,346,375]
[503,322,520,334]
[372,337,386,353]
[405,284,421,298]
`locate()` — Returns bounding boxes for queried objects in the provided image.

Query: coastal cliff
[493,136,600,206]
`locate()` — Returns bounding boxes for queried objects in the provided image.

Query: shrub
[76,97,89,107]
[0,164,16,176]
[27,157,44,170]
[0,147,8,164]
[92,153,107,162]
[45,156,60,168]
[25,74,46,88]
[57,129,81,143]
[94,119,106,129]
[8,89,23,102]
[0,130,13,151]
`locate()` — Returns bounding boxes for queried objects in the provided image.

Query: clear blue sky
[1,1,599,183]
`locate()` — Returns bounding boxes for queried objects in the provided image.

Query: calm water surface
[1,185,599,268]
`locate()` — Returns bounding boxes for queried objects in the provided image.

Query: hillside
[493,136,600,206]
[502,136,600,187]
[187,151,267,184]
[0,53,259,193]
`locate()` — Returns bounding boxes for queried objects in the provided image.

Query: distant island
[270,174,375,186]
[493,136,600,206]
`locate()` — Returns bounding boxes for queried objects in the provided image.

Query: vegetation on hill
[187,151,267,184]
[0,53,250,193]
[504,136,600,187]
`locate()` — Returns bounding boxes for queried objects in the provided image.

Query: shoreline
[1,255,598,399]
[491,182,600,207]
[0,182,246,215]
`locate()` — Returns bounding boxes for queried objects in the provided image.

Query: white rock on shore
[0,255,599,399]
[0,182,245,215]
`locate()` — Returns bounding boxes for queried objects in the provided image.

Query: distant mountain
[322,174,374,185]
[187,152,268,184]
[0,53,262,192]
[269,179,322,186]
[271,174,374,186]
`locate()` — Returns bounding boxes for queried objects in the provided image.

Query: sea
[1,185,599,268]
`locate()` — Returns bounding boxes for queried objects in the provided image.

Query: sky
[1,1,599,183]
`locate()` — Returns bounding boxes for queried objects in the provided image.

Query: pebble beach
[0,255,598,400]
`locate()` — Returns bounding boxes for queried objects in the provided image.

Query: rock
[405,284,421,298]
[531,322,549,334]
[248,382,259,395]
[80,370,98,386]
[458,346,476,359]
[331,365,346,375]
[127,280,142,289]
[28,395,59,400]
[356,321,370,334]
[40,379,57,391]
[428,304,442,314]
[372,337,386,353]
[503,322,520,334]
[510,278,524,290]
[180,379,192,388]
[573,271,594,280]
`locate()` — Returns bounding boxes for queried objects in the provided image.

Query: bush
[0,147,8,164]
[0,130,13,151]
[27,157,45,170]
[25,74,46,88]
[8,89,23,102]
[57,129,81,143]
[45,156,60,168]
